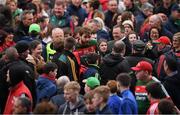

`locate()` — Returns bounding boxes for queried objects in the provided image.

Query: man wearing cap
[131,61,155,114]
[84,77,100,93]
[164,4,180,34]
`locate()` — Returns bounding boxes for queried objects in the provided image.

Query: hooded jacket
[100,53,130,85]
[58,97,86,114]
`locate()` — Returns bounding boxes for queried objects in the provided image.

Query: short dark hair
[113,40,125,53]
[116,73,131,87]
[86,52,99,64]
[146,82,165,99]
[64,37,76,50]
[89,0,100,10]
[158,99,177,114]
[43,62,58,74]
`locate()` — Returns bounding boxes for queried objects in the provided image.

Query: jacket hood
[103,53,124,66]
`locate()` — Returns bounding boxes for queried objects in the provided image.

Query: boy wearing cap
[131,61,155,114]
[84,77,100,93]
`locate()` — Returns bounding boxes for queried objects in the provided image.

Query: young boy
[92,86,112,114]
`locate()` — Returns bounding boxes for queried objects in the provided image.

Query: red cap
[131,61,152,73]
[154,36,171,45]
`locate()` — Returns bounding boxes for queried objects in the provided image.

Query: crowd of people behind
[0,0,180,114]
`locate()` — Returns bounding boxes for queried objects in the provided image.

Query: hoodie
[58,97,86,114]
[100,53,130,85]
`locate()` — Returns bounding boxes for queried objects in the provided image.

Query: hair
[127,31,138,40]
[0,29,8,45]
[0,5,13,27]
[17,97,32,113]
[113,40,126,53]
[25,2,37,15]
[64,81,81,92]
[86,52,99,64]
[5,47,19,61]
[54,0,65,8]
[116,73,131,87]
[63,27,72,37]
[56,76,70,89]
[146,82,165,99]
[29,40,41,54]
[106,80,118,94]
[79,26,92,36]
[33,101,57,114]
[94,86,110,103]
[43,62,58,74]
[113,24,125,33]
[84,91,94,103]
[93,10,105,21]
[121,11,134,24]
[173,32,180,41]
[158,99,177,114]
[89,0,100,10]
[64,37,76,50]
[149,27,161,40]
[21,10,33,20]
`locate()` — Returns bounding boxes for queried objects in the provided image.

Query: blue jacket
[119,89,138,114]
[67,4,87,26]
[36,75,57,103]
[164,16,180,34]
[108,95,122,114]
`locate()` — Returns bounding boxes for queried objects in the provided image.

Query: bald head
[52,28,64,43]
[5,47,19,61]
[56,76,70,89]
[149,15,162,28]
[112,40,126,55]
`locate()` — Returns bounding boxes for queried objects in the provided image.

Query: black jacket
[163,71,180,109]
[100,53,130,85]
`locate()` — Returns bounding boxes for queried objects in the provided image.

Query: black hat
[15,41,29,53]
[164,52,177,71]
[171,4,180,13]
[133,40,145,51]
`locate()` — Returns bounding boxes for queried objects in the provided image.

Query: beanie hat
[122,20,134,30]
[133,40,145,51]
[29,23,41,33]
[15,41,29,53]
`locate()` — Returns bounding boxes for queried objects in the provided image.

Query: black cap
[171,4,180,13]
[133,40,145,51]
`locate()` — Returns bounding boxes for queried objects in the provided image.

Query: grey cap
[133,40,145,51]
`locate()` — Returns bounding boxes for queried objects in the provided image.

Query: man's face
[135,70,147,81]
[23,13,34,26]
[171,11,180,20]
[85,99,96,112]
[7,1,17,13]
[113,27,122,40]
[72,0,82,7]
[64,89,78,102]
[108,0,118,13]
[123,0,132,7]
[53,4,65,17]
[92,93,102,108]
[81,34,91,44]
[52,29,64,43]
[143,9,153,17]
[172,36,180,49]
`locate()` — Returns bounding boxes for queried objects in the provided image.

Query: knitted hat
[15,41,29,53]
[122,20,134,30]
[133,40,145,51]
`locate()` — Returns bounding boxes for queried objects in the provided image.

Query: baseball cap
[154,36,171,45]
[131,61,152,73]
[171,4,180,13]
[133,40,145,51]
[83,77,100,89]
[29,23,41,33]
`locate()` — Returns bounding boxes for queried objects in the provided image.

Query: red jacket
[146,100,159,115]
[3,81,32,114]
